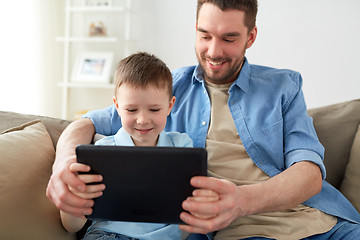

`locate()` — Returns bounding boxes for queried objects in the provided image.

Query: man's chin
[204,72,227,83]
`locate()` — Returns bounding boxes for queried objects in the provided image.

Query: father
[47,0,360,239]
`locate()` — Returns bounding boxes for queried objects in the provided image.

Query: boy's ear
[167,96,176,115]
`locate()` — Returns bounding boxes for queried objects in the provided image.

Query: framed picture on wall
[71,52,114,83]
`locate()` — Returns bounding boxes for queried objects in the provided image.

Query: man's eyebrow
[223,32,240,37]
[197,27,208,33]
[197,27,240,37]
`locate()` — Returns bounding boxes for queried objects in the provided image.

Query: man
[47,0,360,239]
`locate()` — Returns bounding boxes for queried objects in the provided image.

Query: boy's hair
[196,0,258,33]
[114,52,173,99]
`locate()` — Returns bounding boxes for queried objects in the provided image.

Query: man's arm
[180,161,322,234]
[46,118,96,217]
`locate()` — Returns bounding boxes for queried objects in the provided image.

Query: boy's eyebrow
[197,27,240,37]
[148,104,162,107]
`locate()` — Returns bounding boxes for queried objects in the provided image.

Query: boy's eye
[150,109,160,112]
[126,109,137,112]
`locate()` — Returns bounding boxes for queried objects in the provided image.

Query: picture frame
[71,52,114,83]
[89,20,107,37]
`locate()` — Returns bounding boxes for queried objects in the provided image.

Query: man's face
[195,3,257,84]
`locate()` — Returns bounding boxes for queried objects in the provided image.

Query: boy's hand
[187,189,219,219]
[68,163,106,199]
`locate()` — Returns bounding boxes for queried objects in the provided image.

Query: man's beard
[195,45,246,84]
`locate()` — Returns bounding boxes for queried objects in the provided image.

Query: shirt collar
[156,131,175,147]
[114,128,134,146]
[114,128,173,147]
[192,57,250,93]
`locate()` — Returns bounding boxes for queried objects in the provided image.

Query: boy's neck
[130,135,159,147]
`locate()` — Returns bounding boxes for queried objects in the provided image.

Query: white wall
[0,0,63,117]
[247,0,360,108]
[129,0,198,70]
[0,1,43,115]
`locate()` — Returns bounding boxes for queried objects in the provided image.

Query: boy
[60,52,217,240]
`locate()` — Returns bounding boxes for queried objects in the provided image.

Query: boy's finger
[190,195,219,202]
[69,162,90,173]
[193,189,219,198]
[84,183,106,193]
[77,174,103,184]
[70,189,103,199]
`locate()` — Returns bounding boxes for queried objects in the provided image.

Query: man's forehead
[197,3,247,34]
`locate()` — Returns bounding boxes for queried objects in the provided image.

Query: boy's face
[113,83,175,147]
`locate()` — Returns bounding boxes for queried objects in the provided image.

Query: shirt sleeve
[82,105,122,136]
[282,73,326,179]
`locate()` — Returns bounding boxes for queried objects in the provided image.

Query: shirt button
[202,121,206,126]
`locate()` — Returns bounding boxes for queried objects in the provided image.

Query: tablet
[76,145,207,224]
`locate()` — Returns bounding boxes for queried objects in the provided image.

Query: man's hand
[46,118,96,218]
[179,176,247,234]
[46,156,94,218]
[179,161,322,234]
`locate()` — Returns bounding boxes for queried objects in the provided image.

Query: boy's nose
[136,112,150,124]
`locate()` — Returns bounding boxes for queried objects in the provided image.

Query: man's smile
[207,58,227,70]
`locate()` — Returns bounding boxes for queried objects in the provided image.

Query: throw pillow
[340,124,360,213]
[0,120,75,240]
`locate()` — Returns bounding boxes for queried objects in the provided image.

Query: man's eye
[224,38,236,43]
[201,35,211,40]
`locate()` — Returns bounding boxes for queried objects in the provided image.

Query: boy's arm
[60,211,87,233]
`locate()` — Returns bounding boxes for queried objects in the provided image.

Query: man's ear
[246,26,257,49]
[167,96,176,115]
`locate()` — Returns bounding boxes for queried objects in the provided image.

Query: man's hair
[196,0,258,32]
[114,52,173,99]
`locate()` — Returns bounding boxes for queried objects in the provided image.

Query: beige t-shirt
[205,81,337,240]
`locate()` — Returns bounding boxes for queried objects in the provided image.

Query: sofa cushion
[308,99,360,189]
[0,111,71,148]
[0,120,75,240]
[340,124,360,213]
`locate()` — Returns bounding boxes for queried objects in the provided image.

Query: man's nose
[207,38,223,58]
